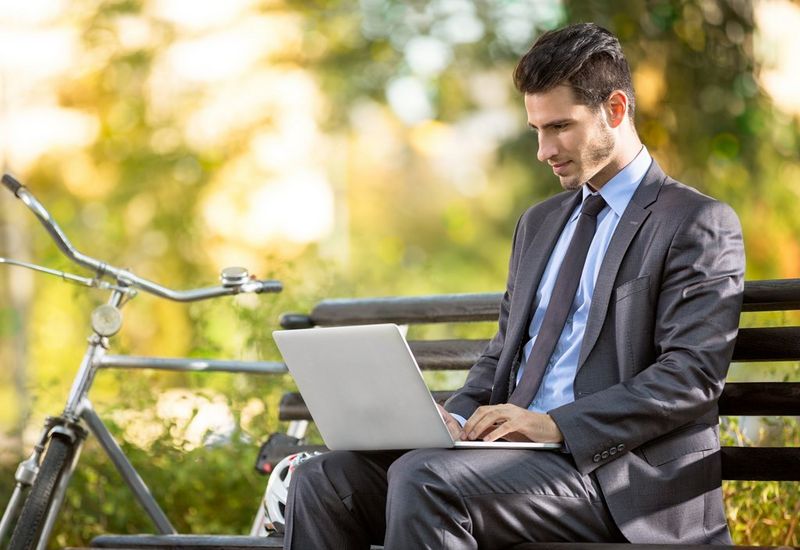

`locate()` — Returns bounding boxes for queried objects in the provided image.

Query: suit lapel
[491,192,581,403]
[508,192,581,351]
[576,160,666,369]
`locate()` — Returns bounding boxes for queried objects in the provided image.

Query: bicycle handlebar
[1,174,282,302]
[2,173,23,195]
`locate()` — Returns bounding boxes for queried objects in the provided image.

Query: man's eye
[553,124,567,131]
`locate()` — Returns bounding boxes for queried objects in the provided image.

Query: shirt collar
[578,146,652,219]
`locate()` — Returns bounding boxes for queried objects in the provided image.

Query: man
[284,22,744,548]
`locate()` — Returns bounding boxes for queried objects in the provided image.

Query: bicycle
[0,173,287,550]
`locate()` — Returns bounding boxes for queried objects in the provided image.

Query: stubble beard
[559,175,583,191]
[558,120,616,192]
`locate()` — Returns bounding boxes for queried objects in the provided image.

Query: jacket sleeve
[444,213,526,420]
[548,199,745,475]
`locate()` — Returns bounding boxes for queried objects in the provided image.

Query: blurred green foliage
[51,420,264,546]
[721,416,800,546]
[0,0,799,547]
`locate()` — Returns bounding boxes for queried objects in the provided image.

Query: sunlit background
[2,1,799,266]
[1,0,799,545]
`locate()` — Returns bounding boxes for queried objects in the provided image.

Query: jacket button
[601,451,609,459]
[609,447,617,456]
[617,444,625,452]
[593,453,601,463]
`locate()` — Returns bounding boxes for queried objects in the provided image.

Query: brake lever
[0,257,136,295]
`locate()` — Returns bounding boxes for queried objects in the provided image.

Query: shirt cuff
[450,413,468,427]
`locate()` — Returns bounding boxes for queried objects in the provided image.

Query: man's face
[524,85,616,191]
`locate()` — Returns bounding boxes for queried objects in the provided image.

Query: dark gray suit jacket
[445,160,745,544]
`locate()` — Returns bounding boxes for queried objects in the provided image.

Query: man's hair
[513,23,636,119]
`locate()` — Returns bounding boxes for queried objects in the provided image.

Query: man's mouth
[551,161,571,175]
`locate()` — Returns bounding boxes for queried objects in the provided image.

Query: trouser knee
[291,451,356,500]
[386,449,453,503]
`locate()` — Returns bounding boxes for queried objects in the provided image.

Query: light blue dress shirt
[449,148,652,428]
[518,147,652,414]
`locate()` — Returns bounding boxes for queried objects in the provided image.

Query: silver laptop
[273,323,562,451]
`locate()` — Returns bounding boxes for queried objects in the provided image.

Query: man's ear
[605,90,628,128]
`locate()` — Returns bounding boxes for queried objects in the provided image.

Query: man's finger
[464,407,506,440]
[437,404,462,439]
[482,424,510,443]
[482,417,522,442]
[461,407,490,439]
[444,415,462,438]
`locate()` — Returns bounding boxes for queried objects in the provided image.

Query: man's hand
[461,404,563,443]
[437,404,463,440]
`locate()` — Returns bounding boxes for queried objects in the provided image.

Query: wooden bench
[91,279,800,549]
[275,280,800,482]
[271,278,800,549]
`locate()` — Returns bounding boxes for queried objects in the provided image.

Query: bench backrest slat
[403,327,800,371]
[733,327,800,361]
[279,382,800,421]
[279,279,800,329]
[721,447,800,481]
[718,382,800,415]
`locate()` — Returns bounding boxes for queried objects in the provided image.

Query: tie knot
[581,194,607,218]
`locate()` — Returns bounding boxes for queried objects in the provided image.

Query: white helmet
[263,452,320,532]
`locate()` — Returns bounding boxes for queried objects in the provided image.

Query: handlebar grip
[256,280,283,293]
[2,174,25,197]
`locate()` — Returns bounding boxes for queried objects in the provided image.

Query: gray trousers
[284,448,623,549]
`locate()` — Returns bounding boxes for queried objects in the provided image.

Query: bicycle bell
[220,266,250,287]
[91,304,123,337]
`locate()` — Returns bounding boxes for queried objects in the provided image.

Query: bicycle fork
[0,341,99,548]
[0,425,48,542]
[0,418,87,547]
[1,288,123,547]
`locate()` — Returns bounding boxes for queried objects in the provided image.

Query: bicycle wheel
[8,432,75,550]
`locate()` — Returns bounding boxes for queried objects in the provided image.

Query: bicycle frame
[1,320,290,546]
[0,174,287,549]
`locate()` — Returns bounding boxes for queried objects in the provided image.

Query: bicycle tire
[8,432,75,550]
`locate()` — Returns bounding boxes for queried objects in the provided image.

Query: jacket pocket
[614,275,650,301]
[641,425,718,466]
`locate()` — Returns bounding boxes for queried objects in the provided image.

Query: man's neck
[588,136,643,191]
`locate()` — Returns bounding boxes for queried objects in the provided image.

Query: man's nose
[537,136,557,163]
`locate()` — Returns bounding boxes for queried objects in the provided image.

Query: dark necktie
[508,193,607,408]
